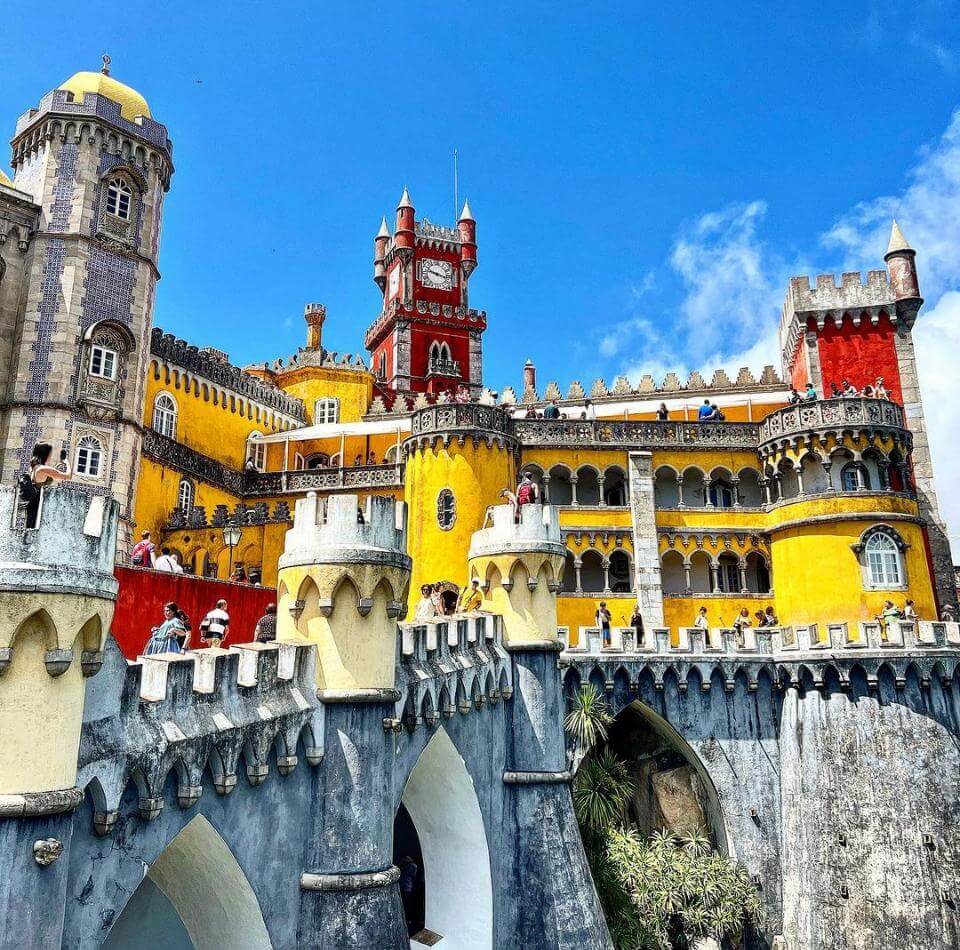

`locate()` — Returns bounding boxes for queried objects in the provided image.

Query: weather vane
[101,54,111,76]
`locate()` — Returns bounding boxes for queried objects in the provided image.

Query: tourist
[903,599,918,622]
[458,578,483,613]
[596,601,612,648]
[367,451,376,465]
[710,402,725,421]
[733,607,751,646]
[414,584,436,622]
[942,604,957,622]
[876,599,902,640]
[231,564,247,584]
[830,381,841,397]
[143,602,185,656]
[524,406,538,419]
[199,599,230,648]
[154,547,178,572]
[698,398,714,419]
[455,385,470,403]
[254,603,277,643]
[804,383,817,401]
[516,471,539,509]
[169,552,184,574]
[21,442,72,529]
[131,530,157,568]
[353,454,362,466]
[874,377,889,399]
[754,610,766,627]
[843,379,858,397]
[398,855,420,931]
[583,398,596,421]
[788,388,801,405]
[694,606,709,629]
[431,582,444,614]
[543,399,561,420]
[763,605,778,627]
[656,403,669,421]
[175,608,192,650]
[630,604,645,646]
[244,456,258,475]
[499,488,518,521]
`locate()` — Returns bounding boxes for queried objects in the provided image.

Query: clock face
[420,258,456,291]
[388,265,400,298]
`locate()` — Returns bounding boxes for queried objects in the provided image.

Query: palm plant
[573,747,633,834]
[564,684,614,756]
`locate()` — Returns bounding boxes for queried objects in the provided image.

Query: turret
[0,487,118,801]
[373,216,390,290]
[394,187,415,255]
[884,220,923,321]
[467,503,566,647]
[523,358,537,396]
[276,493,411,696]
[304,302,326,351]
[458,199,477,277]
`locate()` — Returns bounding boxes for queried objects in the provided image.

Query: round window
[436,489,456,530]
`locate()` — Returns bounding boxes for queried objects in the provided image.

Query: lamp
[222,521,242,579]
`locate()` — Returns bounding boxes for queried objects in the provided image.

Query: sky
[2,1,959,539]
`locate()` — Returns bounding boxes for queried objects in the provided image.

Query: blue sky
[3,1,960,535]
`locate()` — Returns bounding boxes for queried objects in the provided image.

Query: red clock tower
[365,188,486,398]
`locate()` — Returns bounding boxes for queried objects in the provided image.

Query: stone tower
[365,189,485,398]
[0,63,173,547]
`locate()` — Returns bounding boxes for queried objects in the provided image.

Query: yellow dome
[0,169,12,188]
[58,71,151,122]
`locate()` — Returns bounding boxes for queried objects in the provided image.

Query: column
[738,561,748,594]
[676,474,685,508]
[601,558,611,594]
[710,562,720,594]
[627,451,665,628]
[760,476,772,506]
[731,476,741,508]
[795,465,806,496]
[683,562,692,596]
[570,474,579,507]
[597,474,606,507]
[822,461,834,491]
[542,474,552,504]
[574,558,583,594]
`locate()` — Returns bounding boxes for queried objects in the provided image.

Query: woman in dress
[143,602,185,656]
[23,442,72,528]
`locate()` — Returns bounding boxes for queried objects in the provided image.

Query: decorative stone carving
[33,838,64,867]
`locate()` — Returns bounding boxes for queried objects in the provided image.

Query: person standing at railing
[804,383,817,401]
[543,399,561,420]
[583,398,596,421]
[903,599,918,622]
[20,442,72,529]
[694,606,709,629]
[876,600,902,642]
[130,530,157,568]
[143,602,185,655]
[516,471,539,508]
[414,585,436,622]
[199,599,230,648]
[657,403,669,421]
[595,602,612,648]
[254,604,277,642]
[874,377,889,399]
[458,579,483,613]
[630,604,645,646]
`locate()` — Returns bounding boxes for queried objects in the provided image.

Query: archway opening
[394,802,426,937]
[103,814,271,950]
[397,727,493,949]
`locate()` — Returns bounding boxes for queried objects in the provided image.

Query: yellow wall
[404,441,516,613]
[272,366,373,424]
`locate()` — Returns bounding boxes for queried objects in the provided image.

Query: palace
[2,65,960,950]
[1,65,953,642]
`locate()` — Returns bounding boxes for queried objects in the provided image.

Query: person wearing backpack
[199,599,230,648]
[130,531,156,568]
[20,442,71,528]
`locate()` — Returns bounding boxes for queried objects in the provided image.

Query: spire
[376,216,390,238]
[397,186,414,210]
[458,199,474,223]
[887,219,913,256]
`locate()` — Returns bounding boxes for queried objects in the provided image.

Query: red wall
[113,567,276,659]
[815,313,903,401]
[788,337,809,391]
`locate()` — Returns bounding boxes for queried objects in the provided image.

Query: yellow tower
[403,405,517,614]
[0,488,117,802]
[276,492,410,696]
[467,502,567,648]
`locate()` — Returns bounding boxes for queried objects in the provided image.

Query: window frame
[436,488,457,531]
[153,392,178,438]
[853,525,908,591]
[105,177,133,221]
[177,478,195,512]
[88,342,119,381]
[247,431,266,471]
[75,435,104,479]
[314,397,340,425]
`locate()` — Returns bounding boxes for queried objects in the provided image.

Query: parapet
[468,504,566,560]
[279,493,411,572]
[0,486,118,602]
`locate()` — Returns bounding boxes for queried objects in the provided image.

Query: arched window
[314,397,339,424]
[75,435,103,478]
[153,393,177,438]
[377,352,386,381]
[864,532,904,588]
[105,177,132,220]
[841,462,870,491]
[305,453,330,469]
[436,488,456,530]
[89,338,119,380]
[177,478,194,512]
[709,479,736,508]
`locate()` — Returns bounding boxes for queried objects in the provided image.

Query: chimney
[523,359,536,393]
[304,303,326,351]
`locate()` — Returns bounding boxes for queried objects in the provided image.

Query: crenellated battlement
[279,493,410,572]
[394,612,512,730]
[469,503,565,560]
[77,638,322,831]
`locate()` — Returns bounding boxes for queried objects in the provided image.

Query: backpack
[517,483,535,505]
[17,473,39,506]
[131,540,151,566]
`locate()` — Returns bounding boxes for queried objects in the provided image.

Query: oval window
[436,489,456,530]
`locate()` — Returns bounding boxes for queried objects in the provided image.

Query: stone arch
[745,550,772,594]
[575,465,602,506]
[707,466,736,508]
[736,467,763,506]
[396,728,494,948]
[654,465,680,507]
[681,465,707,508]
[800,452,829,494]
[608,548,633,592]
[661,549,686,595]
[102,814,271,949]
[579,549,605,593]
[547,464,573,505]
[689,550,712,594]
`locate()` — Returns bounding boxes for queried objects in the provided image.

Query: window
[153,393,177,438]
[105,177,132,220]
[177,478,194,512]
[314,397,339,424]
[247,431,266,470]
[717,556,740,593]
[864,532,904,588]
[841,462,870,492]
[89,343,118,380]
[437,488,456,530]
[709,479,736,508]
[75,435,103,478]
[378,352,386,380]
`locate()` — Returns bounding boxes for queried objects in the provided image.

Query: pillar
[627,451,665,628]
[574,558,583,594]
[601,558,611,594]
[278,493,412,949]
[683,562,693,596]
[676,474,685,508]
[570,474,579,507]
[710,563,720,594]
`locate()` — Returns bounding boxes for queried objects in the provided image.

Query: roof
[0,169,12,188]
[58,71,151,122]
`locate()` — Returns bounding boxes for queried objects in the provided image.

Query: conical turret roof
[887,219,914,255]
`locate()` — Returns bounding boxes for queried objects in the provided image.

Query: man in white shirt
[155,547,178,572]
[200,599,230,648]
